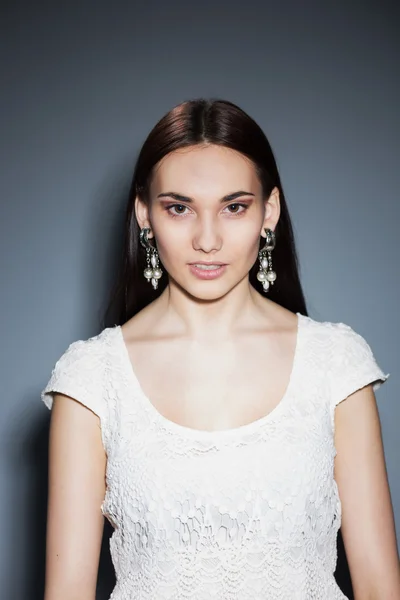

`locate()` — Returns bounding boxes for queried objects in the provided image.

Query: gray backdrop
[1,1,398,598]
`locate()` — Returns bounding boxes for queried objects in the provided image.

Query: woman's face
[135,144,280,301]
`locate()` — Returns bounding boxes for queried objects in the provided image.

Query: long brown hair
[102,98,308,328]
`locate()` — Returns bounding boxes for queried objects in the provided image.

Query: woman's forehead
[151,145,259,196]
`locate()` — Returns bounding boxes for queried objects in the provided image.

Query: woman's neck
[152,277,272,341]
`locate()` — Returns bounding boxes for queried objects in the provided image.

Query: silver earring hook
[139,227,156,250]
[260,228,276,252]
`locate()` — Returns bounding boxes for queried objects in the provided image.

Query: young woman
[41,99,400,600]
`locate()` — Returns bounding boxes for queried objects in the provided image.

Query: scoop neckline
[115,311,305,439]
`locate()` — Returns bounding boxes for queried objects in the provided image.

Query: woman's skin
[45,144,400,599]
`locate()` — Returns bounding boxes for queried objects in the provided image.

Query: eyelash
[164,203,250,218]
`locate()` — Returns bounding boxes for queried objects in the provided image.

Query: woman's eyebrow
[157,191,255,203]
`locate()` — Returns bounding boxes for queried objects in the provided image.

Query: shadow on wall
[12,169,128,599]
[336,529,354,599]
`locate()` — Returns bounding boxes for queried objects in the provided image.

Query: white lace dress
[41,312,390,600]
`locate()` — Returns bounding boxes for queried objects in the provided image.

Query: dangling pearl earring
[256,228,277,293]
[139,227,163,290]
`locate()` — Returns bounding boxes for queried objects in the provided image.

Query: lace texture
[41,313,390,599]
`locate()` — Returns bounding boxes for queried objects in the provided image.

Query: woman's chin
[171,275,243,302]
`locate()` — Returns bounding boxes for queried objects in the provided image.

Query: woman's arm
[44,393,107,600]
[334,384,400,599]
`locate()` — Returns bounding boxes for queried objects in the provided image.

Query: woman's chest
[102,393,339,550]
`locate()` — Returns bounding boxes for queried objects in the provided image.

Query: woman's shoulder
[297,311,384,368]
[298,312,390,404]
[41,325,120,414]
[58,325,119,357]
[299,311,367,342]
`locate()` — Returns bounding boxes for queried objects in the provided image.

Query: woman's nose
[192,215,222,253]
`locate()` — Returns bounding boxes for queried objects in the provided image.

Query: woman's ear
[134,196,153,238]
[260,186,280,237]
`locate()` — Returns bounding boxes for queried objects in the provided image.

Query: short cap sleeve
[330,323,390,408]
[41,336,106,421]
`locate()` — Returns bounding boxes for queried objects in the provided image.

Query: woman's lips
[188,263,227,280]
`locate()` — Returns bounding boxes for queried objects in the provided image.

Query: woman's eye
[225,203,248,214]
[166,204,190,216]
